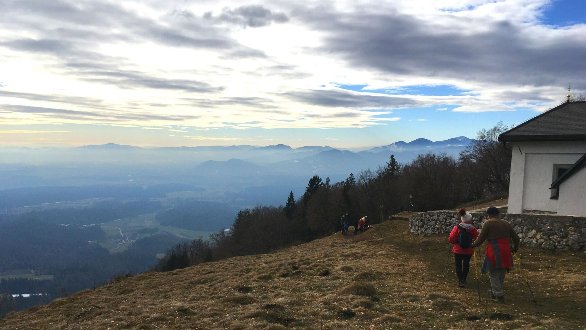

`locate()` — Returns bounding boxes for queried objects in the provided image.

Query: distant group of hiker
[448,206,520,303]
[340,213,369,235]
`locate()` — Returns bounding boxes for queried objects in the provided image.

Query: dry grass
[1,219,584,329]
[458,197,508,212]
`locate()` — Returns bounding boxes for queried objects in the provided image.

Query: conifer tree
[284,191,296,220]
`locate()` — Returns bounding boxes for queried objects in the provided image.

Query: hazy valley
[0,137,472,315]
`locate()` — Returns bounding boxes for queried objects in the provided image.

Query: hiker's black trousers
[454,253,472,282]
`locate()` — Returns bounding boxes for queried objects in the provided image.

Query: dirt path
[1,219,584,329]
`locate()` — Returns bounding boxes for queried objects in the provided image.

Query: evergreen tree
[304,175,323,201]
[384,155,400,177]
[284,191,296,220]
[345,173,356,186]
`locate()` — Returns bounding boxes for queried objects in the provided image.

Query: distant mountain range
[365,136,473,154]
[77,136,473,155]
[0,137,475,201]
[187,136,475,184]
[9,136,476,176]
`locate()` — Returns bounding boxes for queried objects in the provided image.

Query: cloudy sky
[1,0,585,148]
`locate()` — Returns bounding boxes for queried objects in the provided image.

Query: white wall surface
[507,144,525,214]
[507,141,586,215]
[558,166,586,217]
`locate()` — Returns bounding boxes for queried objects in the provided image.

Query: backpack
[457,225,473,248]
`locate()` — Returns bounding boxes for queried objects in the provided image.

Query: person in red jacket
[356,216,368,233]
[448,211,479,287]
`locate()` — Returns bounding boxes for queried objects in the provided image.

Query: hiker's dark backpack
[457,225,473,248]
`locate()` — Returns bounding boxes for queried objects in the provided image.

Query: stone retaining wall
[409,210,586,251]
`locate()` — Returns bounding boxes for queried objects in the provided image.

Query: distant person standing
[448,212,479,287]
[340,212,349,235]
[471,207,520,303]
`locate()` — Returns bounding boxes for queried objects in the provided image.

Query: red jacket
[482,238,514,271]
[472,218,520,271]
[448,223,479,255]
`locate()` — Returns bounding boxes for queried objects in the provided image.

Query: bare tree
[459,122,512,198]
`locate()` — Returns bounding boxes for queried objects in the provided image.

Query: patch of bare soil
[1,219,584,329]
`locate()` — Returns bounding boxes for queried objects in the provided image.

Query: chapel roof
[499,101,586,142]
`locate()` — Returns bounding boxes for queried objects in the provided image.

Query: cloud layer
[0,0,584,142]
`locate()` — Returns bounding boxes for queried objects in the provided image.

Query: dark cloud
[224,48,268,59]
[1,37,223,94]
[183,96,275,109]
[3,39,71,53]
[205,5,289,27]
[494,90,553,103]
[0,0,264,65]
[299,9,586,90]
[0,0,83,25]
[110,112,200,122]
[0,1,272,98]
[64,61,223,93]
[0,90,106,108]
[0,0,136,42]
[1,104,199,122]
[143,24,234,49]
[284,89,416,108]
[305,111,362,119]
[1,104,104,120]
[222,120,264,127]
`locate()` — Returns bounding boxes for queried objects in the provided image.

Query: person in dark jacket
[340,213,349,235]
[448,212,479,287]
[471,207,520,303]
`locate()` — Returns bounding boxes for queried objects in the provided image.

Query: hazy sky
[1,0,585,148]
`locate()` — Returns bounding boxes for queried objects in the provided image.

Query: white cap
[461,213,473,222]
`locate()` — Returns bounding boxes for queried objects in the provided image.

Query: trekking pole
[472,249,491,320]
[515,252,537,305]
[472,251,482,304]
[447,243,453,281]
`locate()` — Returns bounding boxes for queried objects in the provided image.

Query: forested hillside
[0,196,235,316]
[157,124,512,271]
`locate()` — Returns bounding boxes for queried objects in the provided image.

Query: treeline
[156,124,511,272]
[155,200,238,231]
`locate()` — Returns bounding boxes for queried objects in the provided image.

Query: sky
[0,0,585,149]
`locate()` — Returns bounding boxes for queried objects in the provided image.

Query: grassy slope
[1,219,584,329]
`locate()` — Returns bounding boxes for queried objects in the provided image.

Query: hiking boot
[458,281,466,288]
[496,296,505,303]
[488,290,495,299]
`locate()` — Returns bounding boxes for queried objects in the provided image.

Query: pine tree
[284,191,296,220]
[303,175,323,203]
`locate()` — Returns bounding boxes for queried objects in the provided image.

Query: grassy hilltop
[1,219,584,329]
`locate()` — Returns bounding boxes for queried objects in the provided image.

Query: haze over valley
[0,136,472,315]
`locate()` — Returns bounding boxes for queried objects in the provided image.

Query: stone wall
[408,210,484,235]
[409,210,586,251]
[506,214,586,251]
